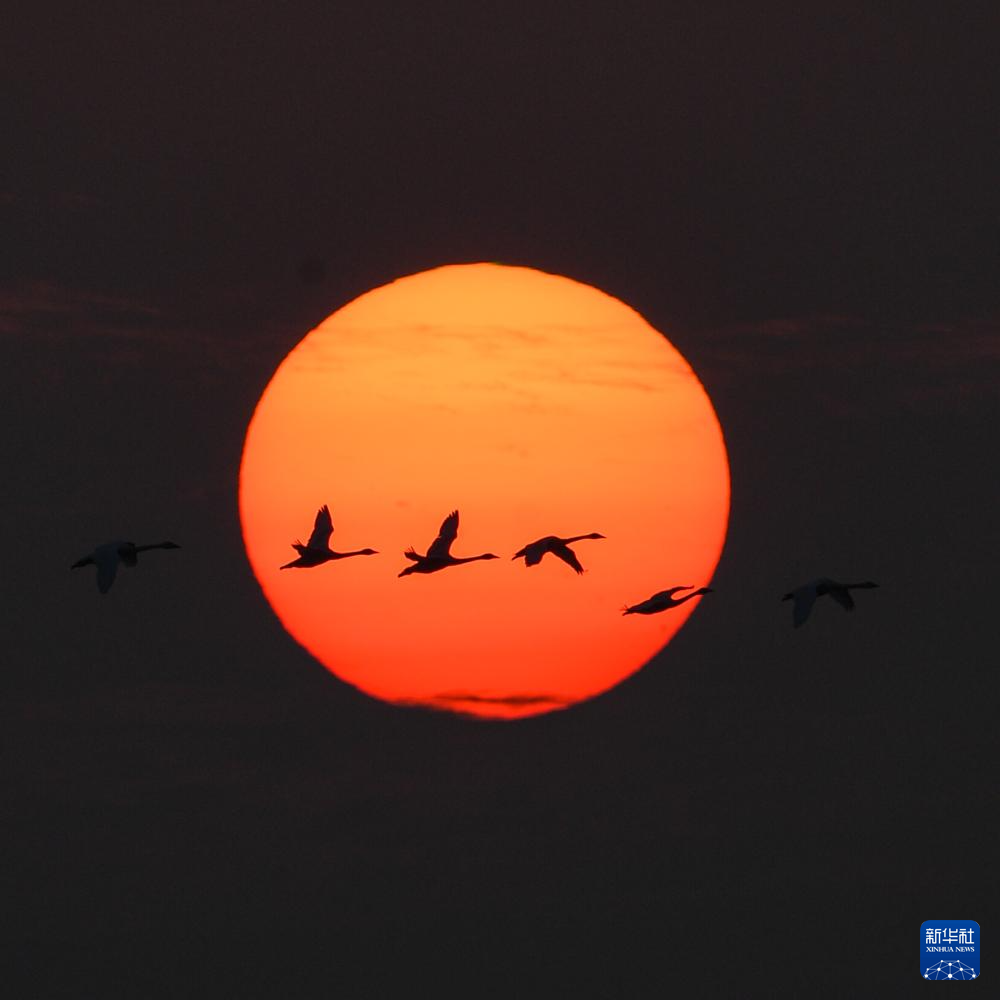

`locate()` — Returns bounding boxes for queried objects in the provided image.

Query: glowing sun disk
[239,264,729,718]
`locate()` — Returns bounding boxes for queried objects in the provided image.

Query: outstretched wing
[650,586,692,601]
[305,505,333,550]
[550,542,584,574]
[514,537,556,566]
[792,586,819,627]
[94,543,120,594]
[826,586,855,612]
[427,510,459,558]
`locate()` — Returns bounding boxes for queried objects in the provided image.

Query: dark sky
[3,4,997,995]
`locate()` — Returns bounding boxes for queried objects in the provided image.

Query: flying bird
[512,532,605,574]
[72,540,181,594]
[398,510,499,577]
[782,578,879,627]
[279,504,378,569]
[622,585,713,615]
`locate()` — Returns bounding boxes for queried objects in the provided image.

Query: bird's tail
[621,605,634,616]
[71,557,93,569]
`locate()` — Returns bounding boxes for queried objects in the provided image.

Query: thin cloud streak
[0,279,284,376]
[0,280,159,335]
[697,314,1000,407]
[288,320,696,404]
[393,692,575,716]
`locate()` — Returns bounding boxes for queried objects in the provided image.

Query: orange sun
[239,264,729,719]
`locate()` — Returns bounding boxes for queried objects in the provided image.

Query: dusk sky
[3,4,997,996]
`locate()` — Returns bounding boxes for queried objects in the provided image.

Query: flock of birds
[72,505,879,627]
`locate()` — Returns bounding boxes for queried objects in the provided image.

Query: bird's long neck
[454,554,493,564]
[337,549,375,558]
[134,542,175,553]
[845,581,878,590]
[560,534,597,545]
[675,588,711,606]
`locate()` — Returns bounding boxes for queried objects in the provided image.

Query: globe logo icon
[924,959,977,980]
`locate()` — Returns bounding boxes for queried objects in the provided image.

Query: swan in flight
[782,578,878,627]
[512,532,605,574]
[72,540,180,594]
[279,504,378,569]
[398,510,499,577]
[622,585,713,615]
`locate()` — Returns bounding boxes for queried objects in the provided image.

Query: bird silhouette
[72,540,181,594]
[279,504,378,569]
[782,578,878,627]
[512,532,605,574]
[622,585,713,615]
[398,510,499,577]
